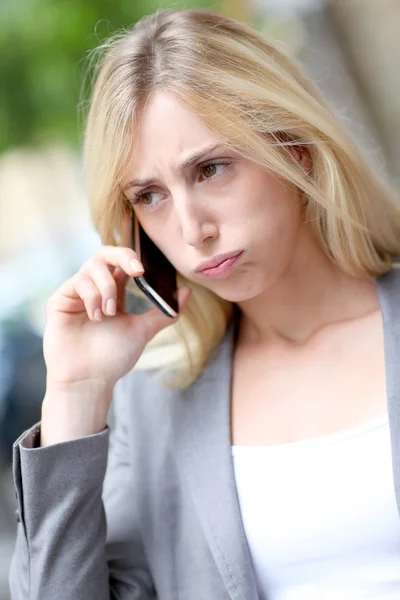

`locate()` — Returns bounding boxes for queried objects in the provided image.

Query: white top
[232,414,400,600]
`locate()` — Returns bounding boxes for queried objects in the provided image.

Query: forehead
[127,91,222,172]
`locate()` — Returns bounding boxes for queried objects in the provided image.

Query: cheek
[236,180,302,245]
[132,218,174,265]
[149,229,185,271]
[266,195,301,240]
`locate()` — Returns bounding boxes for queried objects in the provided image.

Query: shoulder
[111,317,235,429]
[111,367,178,431]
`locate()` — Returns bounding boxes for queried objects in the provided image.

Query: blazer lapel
[376,263,400,514]
[174,319,259,600]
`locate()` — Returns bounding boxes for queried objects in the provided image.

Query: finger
[94,245,144,276]
[80,257,120,316]
[81,252,143,316]
[50,273,103,321]
[73,274,104,321]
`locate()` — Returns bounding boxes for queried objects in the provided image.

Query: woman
[9,8,400,600]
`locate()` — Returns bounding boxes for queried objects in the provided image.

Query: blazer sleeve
[9,373,156,600]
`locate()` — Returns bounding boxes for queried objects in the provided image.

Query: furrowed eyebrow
[178,143,225,170]
[123,143,226,191]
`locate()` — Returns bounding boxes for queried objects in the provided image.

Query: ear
[288,145,313,175]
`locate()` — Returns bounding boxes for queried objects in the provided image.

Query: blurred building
[330,0,400,186]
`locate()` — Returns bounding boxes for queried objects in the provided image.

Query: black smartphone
[128,213,178,318]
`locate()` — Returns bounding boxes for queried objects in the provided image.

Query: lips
[195,250,243,273]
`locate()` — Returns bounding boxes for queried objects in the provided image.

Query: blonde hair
[83,8,400,387]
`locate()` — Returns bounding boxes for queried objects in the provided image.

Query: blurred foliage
[0,0,217,154]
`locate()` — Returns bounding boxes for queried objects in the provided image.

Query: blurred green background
[0,0,223,153]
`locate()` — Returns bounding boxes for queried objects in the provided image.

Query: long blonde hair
[83,8,400,387]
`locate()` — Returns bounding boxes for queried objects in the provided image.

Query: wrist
[41,379,113,446]
[45,377,114,396]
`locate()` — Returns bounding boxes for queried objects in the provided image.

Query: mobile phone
[127,213,178,318]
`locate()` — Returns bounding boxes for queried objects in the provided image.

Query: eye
[201,164,218,178]
[199,161,232,181]
[140,193,152,205]
[132,190,165,212]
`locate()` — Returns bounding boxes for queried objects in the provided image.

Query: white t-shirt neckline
[231,413,388,454]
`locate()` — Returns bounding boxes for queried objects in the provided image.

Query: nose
[174,192,219,248]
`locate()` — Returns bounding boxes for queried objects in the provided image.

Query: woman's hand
[40,244,190,445]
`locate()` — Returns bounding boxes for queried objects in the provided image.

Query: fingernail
[106,298,116,316]
[130,259,144,273]
[94,308,102,321]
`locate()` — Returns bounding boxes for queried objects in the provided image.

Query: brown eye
[202,164,217,178]
[142,193,152,204]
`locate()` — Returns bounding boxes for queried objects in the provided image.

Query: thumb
[139,287,191,342]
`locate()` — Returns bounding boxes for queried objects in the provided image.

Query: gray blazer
[9,264,400,600]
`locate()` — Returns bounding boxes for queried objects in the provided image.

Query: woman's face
[122,91,309,302]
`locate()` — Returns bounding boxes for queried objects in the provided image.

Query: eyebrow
[123,143,226,191]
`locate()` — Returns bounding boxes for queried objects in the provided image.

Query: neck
[235,227,379,347]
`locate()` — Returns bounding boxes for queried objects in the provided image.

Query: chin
[216,290,260,303]
[209,278,266,304]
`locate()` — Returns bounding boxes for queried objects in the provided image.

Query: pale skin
[41,90,387,447]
